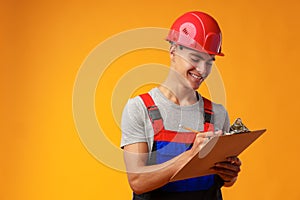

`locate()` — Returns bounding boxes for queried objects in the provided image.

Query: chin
[184,79,202,90]
[191,82,202,90]
[190,85,200,91]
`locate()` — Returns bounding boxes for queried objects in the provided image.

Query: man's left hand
[210,156,241,187]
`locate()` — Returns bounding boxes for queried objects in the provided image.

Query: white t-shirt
[121,87,230,152]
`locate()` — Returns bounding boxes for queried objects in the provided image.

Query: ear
[169,45,177,61]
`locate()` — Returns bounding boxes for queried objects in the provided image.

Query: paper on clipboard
[170,129,266,182]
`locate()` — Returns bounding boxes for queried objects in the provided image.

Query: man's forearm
[125,149,194,194]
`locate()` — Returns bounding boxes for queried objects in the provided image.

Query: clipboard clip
[229,118,250,134]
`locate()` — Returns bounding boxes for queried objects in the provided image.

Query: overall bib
[133,93,224,200]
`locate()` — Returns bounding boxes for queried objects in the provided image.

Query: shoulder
[127,88,159,105]
[200,95,227,114]
[201,96,229,121]
[209,100,230,131]
[123,95,145,117]
[211,101,227,114]
[123,88,158,114]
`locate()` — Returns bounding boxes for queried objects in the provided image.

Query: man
[121,11,241,200]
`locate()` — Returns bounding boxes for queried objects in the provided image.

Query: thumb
[214,130,223,136]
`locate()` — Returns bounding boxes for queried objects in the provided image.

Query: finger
[214,162,241,173]
[192,136,209,152]
[210,168,236,182]
[215,171,237,182]
[194,134,209,143]
[214,130,223,136]
[196,131,214,138]
[226,156,242,166]
[211,166,239,178]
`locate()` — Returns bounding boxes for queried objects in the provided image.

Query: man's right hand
[190,130,223,155]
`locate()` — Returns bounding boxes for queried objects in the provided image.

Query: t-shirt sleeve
[223,110,230,133]
[120,97,148,148]
[213,103,230,133]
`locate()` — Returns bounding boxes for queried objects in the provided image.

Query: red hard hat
[166,11,224,56]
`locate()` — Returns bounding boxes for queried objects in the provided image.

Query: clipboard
[170,129,266,182]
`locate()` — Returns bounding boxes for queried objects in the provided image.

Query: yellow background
[2,0,300,199]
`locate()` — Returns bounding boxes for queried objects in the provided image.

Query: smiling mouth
[189,72,203,81]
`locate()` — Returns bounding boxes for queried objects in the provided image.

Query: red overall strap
[140,93,214,134]
[139,93,164,134]
[203,97,215,132]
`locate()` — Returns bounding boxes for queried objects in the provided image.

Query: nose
[195,61,207,75]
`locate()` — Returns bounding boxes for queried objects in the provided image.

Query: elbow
[128,174,148,195]
[129,179,144,194]
[131,185,144,195]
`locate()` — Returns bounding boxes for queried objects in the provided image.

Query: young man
[121,11,241,200]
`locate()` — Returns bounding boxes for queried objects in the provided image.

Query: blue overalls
[133,93,224,200]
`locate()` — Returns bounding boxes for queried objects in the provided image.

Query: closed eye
[190,58,200,63]
[190,55,202,63]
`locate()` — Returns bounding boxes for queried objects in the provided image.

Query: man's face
[171,45,215,90]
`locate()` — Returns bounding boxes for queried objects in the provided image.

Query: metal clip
[229,118,249,134]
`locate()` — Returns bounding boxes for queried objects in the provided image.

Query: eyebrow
[190,53,215,61]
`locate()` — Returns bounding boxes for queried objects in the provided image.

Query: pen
[179,125,221,138]
[179,124,200,133]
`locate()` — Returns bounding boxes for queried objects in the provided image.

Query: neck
[159,74,198,106]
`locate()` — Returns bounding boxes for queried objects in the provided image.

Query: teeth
[190,73,201,80]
